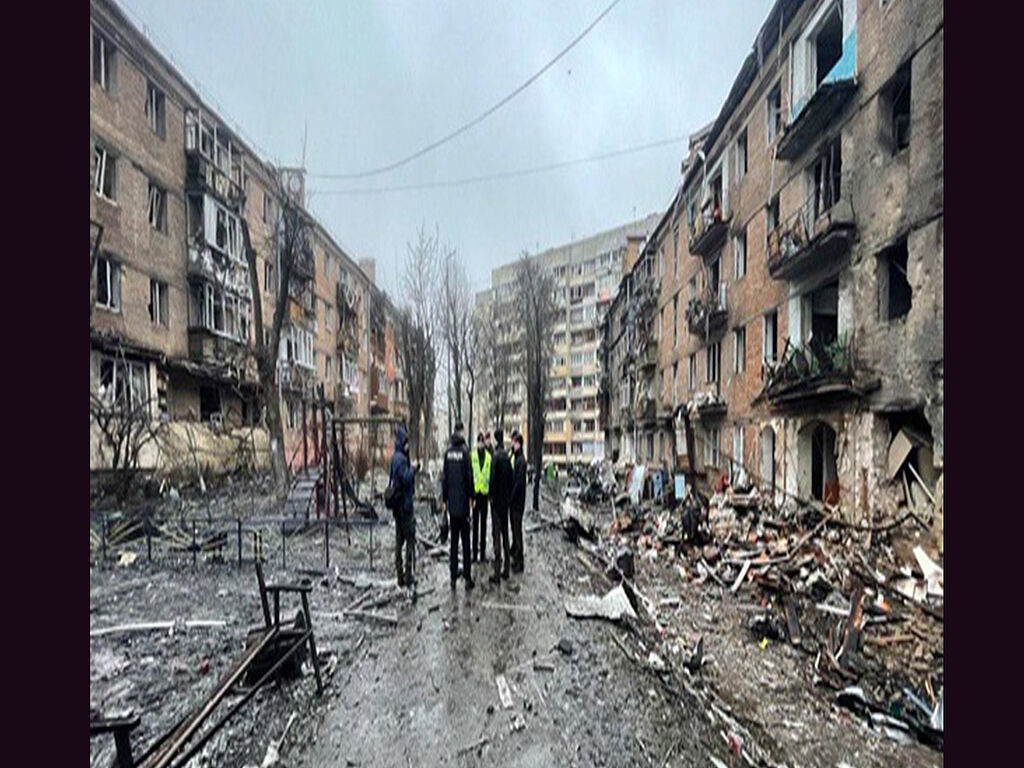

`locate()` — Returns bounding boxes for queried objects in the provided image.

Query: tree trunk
[262,361,288,491]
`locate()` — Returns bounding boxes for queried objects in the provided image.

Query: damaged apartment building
[601,0,942,519]
[89,0,406,479]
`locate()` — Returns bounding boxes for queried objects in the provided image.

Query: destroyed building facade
[601,0,943,519]
[90,0,407,477]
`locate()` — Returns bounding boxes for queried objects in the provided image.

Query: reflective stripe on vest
[471,449,491,494]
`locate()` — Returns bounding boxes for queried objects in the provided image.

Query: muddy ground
[90,482,941,767]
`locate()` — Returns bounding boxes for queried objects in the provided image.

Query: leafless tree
[241,179,315,492]
[440,244,472,431]
[515,253,558,511]
[478,297,514,432]
[396,224,442,462]
[465,319,479,442]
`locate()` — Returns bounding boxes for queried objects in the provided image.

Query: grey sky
[118,0,772,296]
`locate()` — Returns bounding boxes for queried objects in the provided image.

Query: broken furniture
[90,712,141,768]
[134,562,323,768]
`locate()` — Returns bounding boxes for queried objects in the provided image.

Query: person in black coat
[442,421,475,590]
[509,430,527,573]
[389,426,419,587]
[488,429,513,583]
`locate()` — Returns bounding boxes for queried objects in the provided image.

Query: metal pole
[325,519,330,570]
[281,520,286,570]
[192,520,197,569]
[237,519,242,567]
[302,398,308,472]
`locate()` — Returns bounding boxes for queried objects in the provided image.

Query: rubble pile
[556,459,944,755]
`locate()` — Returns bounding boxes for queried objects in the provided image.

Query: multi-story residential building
[89,0,406,475]
[603,0,943,520]
[479,217,658,466]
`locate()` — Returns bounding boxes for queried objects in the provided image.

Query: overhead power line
[308,135,686,196]
[309,0,627,180]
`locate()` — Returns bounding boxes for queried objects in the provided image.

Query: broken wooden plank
[783,597,802,646]
[837,583,865,669]
[730,560,751,593]
[90,620,227,638]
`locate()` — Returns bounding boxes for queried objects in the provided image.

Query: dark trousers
[449,514,471,584]
[394,510,416,586]
[472,495,488,561]
[510,502,525,570]
[491,503,510,578]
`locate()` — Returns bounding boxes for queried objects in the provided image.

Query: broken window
[735,129,748,181]
[810,137,842,219]
[672,296,678,348]
[760,426,775,490]
[199,386,222,423]
[708,256,721,296]
[766,81,783,143]
[149,279,168,327]
[264,260,276,294]
[803,421,838,502]
[92,29,115,91]
[766,195,780,243]
[96,256,121,310]
[93,145,116,200]
[732,425,745,483]
[706,342,721,384]
[215,208,228,252]
[878,237,912,321]
[799,280,839,348]
[689,354,696,391]
[156,370,169,420]
[733,326,746,373]
[705,427,721,468]
[263,192,274,224]
[145,81,166,138]
[187,194,203,240]
[882,61,912,154]
[763,310,778,363]
[98,356,148,410]
[147,182,166,232]
[734,228,747,279]
[813,3,843,88]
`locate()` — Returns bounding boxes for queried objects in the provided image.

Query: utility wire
[309,0,628,180]
[309,135,686,196]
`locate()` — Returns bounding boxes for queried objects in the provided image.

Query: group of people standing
[388,421,528,592]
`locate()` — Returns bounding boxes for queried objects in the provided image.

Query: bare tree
[478,297,514,432]
[515,253,557,511]
[465,319,478,442]
[396,224,442,462]
[440,244,472,431]
[241,179,315,492]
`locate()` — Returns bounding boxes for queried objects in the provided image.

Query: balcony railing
[767,188,854,281]
[689,199,730,257]
[685,283,728,336]
[758,332,861,405]
[185,151,244,211]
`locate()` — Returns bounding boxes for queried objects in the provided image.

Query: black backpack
[384,463,401,515]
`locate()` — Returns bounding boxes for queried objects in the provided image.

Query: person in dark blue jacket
[442,421,474,591]
[390,426,419,587]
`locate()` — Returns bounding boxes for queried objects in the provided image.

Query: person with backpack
[388,425,419,588]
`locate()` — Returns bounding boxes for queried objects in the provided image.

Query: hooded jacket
[389,426,415,516]
[441,431,473,521]
[489,442,513,514]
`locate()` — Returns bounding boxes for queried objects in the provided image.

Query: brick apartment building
[475,218,658,466]
[601,0,942,519]
[90,0,406,476]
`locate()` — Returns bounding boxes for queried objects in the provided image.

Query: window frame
[93,145,117,201]
[149,278,169,327]
[147,181,166,232]
[733,326,746,373]
[145,81,166,139]
[95,255,122,311]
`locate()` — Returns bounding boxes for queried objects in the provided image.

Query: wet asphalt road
[297,496,723,767]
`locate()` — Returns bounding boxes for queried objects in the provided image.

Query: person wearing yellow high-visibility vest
[469,431,492,563]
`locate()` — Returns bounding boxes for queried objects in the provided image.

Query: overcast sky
[118,0,772,296]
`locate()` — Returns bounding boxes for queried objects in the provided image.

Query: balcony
[686,284,728,337]
[689,201,730,257]
[187,326,247,369]
[370,365,389,415]
[777,25,857,161]
[185,150,244,211]
[688,388,726,419]
[756,333,871,407]
[767,193,854,281]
